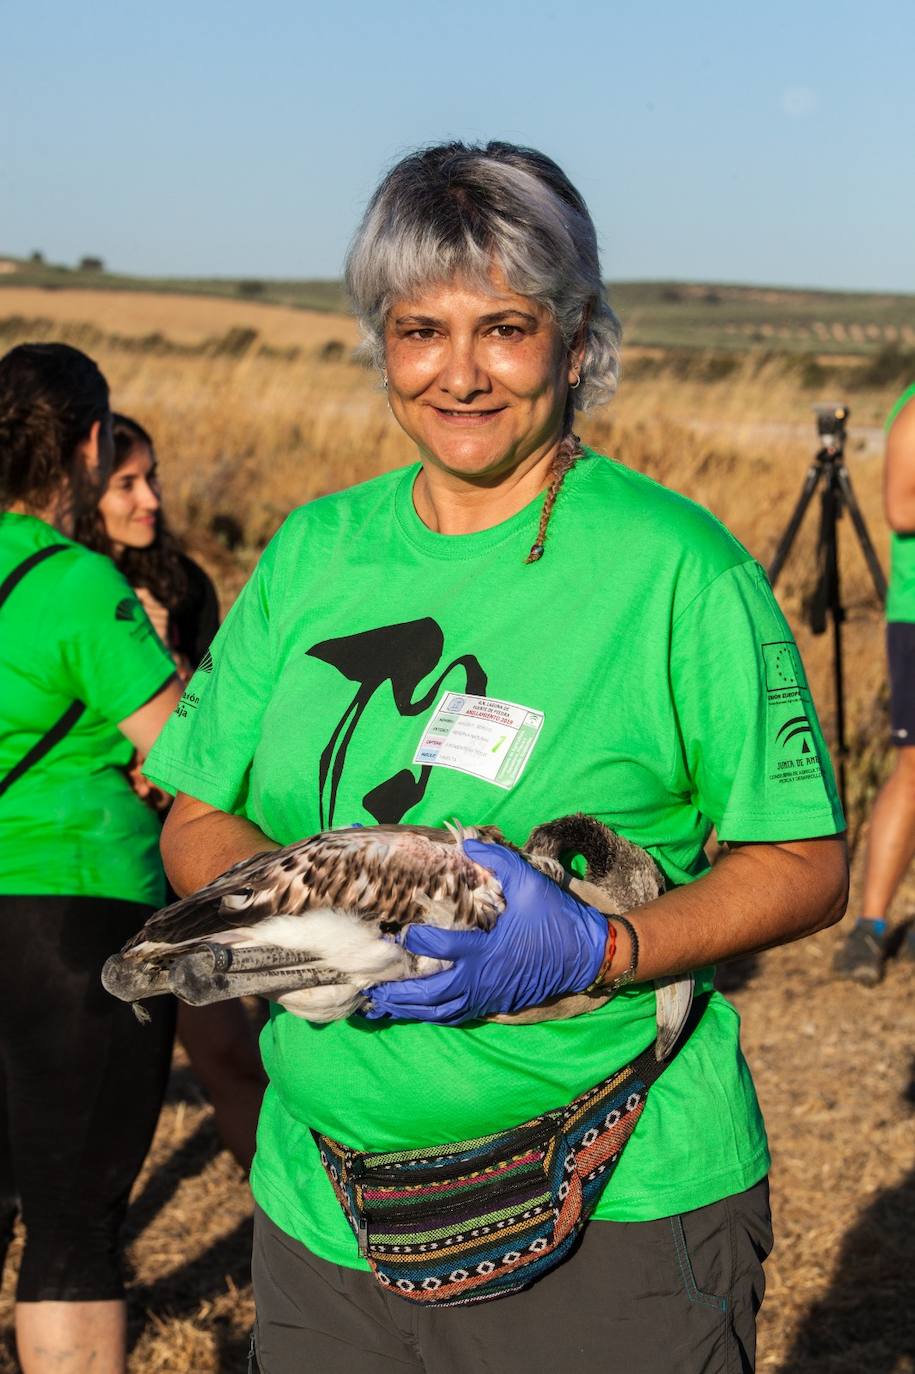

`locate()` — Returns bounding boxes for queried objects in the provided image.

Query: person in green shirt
[146,143,848,1374]
[76,412,265,1173]
[0,344,182,1374]
[834,382,915,983]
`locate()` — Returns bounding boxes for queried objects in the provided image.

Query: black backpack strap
[0,543,70,610]
[0,542,85,800]
[0,700,87,801]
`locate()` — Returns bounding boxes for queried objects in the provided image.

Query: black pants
[252,1179,773,1374]
[887,621,915,744]
[0,895,175,1301]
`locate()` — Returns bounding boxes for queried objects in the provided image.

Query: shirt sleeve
[58,553,176,723]
[143,536,279,813]
[670,559,845,842]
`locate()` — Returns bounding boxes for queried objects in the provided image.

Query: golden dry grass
[0,287,360,349]
[0,296,912,1371]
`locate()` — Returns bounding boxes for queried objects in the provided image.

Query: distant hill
[0,255,344,314]
[608,280,915,355]
[1,255,913,356]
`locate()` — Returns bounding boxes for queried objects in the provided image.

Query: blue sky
[2,0,913,291]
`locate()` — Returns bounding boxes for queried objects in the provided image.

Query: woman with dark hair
[0,344,181,1373]
[146,144,847,1372]
[77,414,265,1171]
[79,414,219,676]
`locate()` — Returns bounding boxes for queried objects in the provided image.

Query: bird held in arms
[102,814,694,1060]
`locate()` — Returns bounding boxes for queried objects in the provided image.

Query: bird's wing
[120,825,504,953]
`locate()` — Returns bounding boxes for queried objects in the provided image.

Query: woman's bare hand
[137,586,171,642]
[127,752,172,812]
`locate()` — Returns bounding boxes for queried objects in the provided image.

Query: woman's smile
[429,405,507,424]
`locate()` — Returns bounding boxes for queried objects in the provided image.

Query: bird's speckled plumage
[102,814,694,1057]
[132,823,510,948]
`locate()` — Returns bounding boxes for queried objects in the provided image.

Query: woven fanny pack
[312,993,709,1307]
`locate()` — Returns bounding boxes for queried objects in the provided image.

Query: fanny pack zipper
[356,1116,561,1184]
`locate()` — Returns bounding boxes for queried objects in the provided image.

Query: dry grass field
[1,291,914,1371]
[0,286,360,350]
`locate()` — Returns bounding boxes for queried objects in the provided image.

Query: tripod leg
[768,463,822,588]
[822,475,848,811]
[835,463,888,605]
[804,480,831,634]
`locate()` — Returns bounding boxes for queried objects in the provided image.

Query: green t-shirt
[887,384,915,623]
[146,449,843,1263]
[0,513,175,904]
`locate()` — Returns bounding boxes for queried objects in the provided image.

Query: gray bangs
[344,143,621,413]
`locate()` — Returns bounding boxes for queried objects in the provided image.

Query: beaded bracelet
[607,912,640,990]
[584,913,640,995]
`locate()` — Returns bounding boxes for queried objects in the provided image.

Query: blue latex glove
[365,840,609,1024]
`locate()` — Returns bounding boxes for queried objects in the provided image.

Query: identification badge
[413,692,544,789]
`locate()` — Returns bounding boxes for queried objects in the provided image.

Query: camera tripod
[768,406,887,808]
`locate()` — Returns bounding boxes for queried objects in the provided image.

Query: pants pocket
[670,1180,772,1373]
[669,1213,730,1312]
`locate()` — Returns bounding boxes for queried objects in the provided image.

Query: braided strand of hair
[525,433,583,563]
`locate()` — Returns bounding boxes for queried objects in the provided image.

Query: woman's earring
[569,374,581,390]
[381,371,388,390]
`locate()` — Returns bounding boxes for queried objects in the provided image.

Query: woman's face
[383,266,580,481]
[98,442,160,552]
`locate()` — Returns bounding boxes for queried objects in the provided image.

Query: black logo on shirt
[775,714,814,754]
[115,597,139,622]
[114,595,154,642]
[307,618,486,827]
[198,650,214,673]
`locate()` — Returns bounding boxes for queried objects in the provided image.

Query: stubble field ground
[0,287,913,1371]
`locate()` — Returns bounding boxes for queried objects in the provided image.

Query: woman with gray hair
[145,142,847,1372]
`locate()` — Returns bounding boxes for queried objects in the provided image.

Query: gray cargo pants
[250,1178,772,1374]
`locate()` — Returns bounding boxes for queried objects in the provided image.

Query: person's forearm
[599,837,848,986]
[160,796,281,897]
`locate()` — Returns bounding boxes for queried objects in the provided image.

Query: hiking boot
[832,923,885,986]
